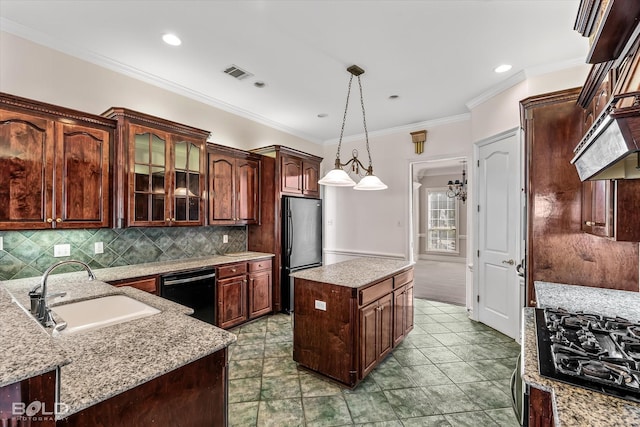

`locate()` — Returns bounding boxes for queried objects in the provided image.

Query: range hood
[571,92,640,181]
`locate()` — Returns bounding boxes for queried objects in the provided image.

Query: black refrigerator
[281,196,322,313]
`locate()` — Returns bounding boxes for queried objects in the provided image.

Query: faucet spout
[29,260,96,328]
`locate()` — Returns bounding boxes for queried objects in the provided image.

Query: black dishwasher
[160,268,216,325]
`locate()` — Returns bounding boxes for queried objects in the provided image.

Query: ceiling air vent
[223,65,253,80]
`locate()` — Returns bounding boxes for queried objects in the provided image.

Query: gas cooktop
[535,308,640,403]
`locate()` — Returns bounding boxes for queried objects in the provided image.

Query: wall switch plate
[54,244,71,257]
[223,235,228,244]
[314,300,327,311]
[94,242,104,254]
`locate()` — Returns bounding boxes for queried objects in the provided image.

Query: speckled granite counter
[290,257,413,288]
[535,281,640,322]
[521,282,640,427]
[0,251,273,419]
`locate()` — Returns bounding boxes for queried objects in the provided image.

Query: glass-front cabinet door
[131,125,169,225]
[172,138,202,224]
[128,124,204,226]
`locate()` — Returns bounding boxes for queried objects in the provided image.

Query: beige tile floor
[227,298,521,426]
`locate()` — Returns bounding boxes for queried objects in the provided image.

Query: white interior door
[475,130,520,339]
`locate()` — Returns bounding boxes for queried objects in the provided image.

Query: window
[426,188,459,253]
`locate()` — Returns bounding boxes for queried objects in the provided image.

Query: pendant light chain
[356,75,372,170]
[336,74,355,162]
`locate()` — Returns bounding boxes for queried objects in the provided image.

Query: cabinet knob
[166,218,171,222]
[231,268,236,273]
[171,218,176,222]
[56,218,62,223]
[585,221,594,226]
[46,218,53,223]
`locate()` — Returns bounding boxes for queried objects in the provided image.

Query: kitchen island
[522,281,640,427]
[0,252,272,426]
[290,257,414,388]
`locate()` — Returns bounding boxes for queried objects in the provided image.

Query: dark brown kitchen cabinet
[216,259,273,328]
[248,145,322,314]
[0,93,114,230]
[393,269,414,347]
[217,262,248,329]
[58,349,228,427]
[360,293,393,378]
[208,145,260,225]
[583,179,640,241]
[293,266,413,388]
[103,108,209,228]
[528,386,554,427]
[280,153,321,197]
[0,369,57,427]
[109,275,158,294]
[521,88,639,306]
[248,259,272,319]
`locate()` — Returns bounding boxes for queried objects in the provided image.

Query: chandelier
[446,161,467,203]
[318,65,387,191]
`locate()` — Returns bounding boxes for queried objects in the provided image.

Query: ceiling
[0,1,588,144]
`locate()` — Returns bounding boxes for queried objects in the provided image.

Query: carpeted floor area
[412,260,466,306]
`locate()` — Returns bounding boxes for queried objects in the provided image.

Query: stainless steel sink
[51,295,160,335]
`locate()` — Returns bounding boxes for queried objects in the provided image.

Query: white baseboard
[418,254,467,264]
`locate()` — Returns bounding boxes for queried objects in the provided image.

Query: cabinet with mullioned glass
[104,108,209,227]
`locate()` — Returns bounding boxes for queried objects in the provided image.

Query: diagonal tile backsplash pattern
[0,226,247,281]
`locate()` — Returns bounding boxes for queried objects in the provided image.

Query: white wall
[0,31,321,156]
[322,119,472,264]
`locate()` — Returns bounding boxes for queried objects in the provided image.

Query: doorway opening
[410,157,469,306]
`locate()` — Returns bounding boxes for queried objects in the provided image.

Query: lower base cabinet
[57,349,228,427]
[217,259,273,329]
[0,370,57,427]
[294,266,414,387]
[528,386,554,427]
[108,276,158,294]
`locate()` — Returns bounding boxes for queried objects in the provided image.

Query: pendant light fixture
[318,65,387,191]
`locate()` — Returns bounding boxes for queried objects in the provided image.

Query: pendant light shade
[318,65,387,191]
[353,173,388,191]
[317,168,357,187]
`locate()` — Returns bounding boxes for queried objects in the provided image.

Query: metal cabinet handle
[502,259,515,265]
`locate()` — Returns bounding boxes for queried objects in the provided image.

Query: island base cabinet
[293,280,356,386]
[293,266,414,388]
[360,294,393,378]
[528,386,554,427]
[0,369,57,427]
[57,349,228,427]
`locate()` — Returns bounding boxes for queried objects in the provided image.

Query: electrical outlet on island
[223,235,228,244]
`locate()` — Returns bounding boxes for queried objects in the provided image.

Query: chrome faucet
[29,260,96,327]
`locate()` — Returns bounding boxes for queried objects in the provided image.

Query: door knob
[502,259,515,265]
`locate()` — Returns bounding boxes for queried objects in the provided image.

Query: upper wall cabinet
[252,145,322,198]
[104,108,209,227]
[0,93,115,230]
[208,144,260,225]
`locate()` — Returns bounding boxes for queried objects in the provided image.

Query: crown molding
[321,113,471,146]
[465,70,527,110]
[0,19,323,144]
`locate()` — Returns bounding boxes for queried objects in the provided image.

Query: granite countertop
[0,251,273,419]
[535,281,640,322]
[520,282,640,427]
[290,257,414,288]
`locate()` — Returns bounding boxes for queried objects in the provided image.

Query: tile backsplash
[0,226,246,281]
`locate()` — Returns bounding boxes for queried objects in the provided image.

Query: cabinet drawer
[248,259,272,272]
[359,278,393,307]
[394,269,414,288]
[111,276,158,294]
[218,263,247,279]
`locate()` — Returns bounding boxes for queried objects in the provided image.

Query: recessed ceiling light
[494,64,512,73]
[254,81,266,88]
[389,95,399,100]
[317,113,328,118]
[162,33,182,46]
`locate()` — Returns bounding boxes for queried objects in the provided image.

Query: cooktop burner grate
[535,308,640,403]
